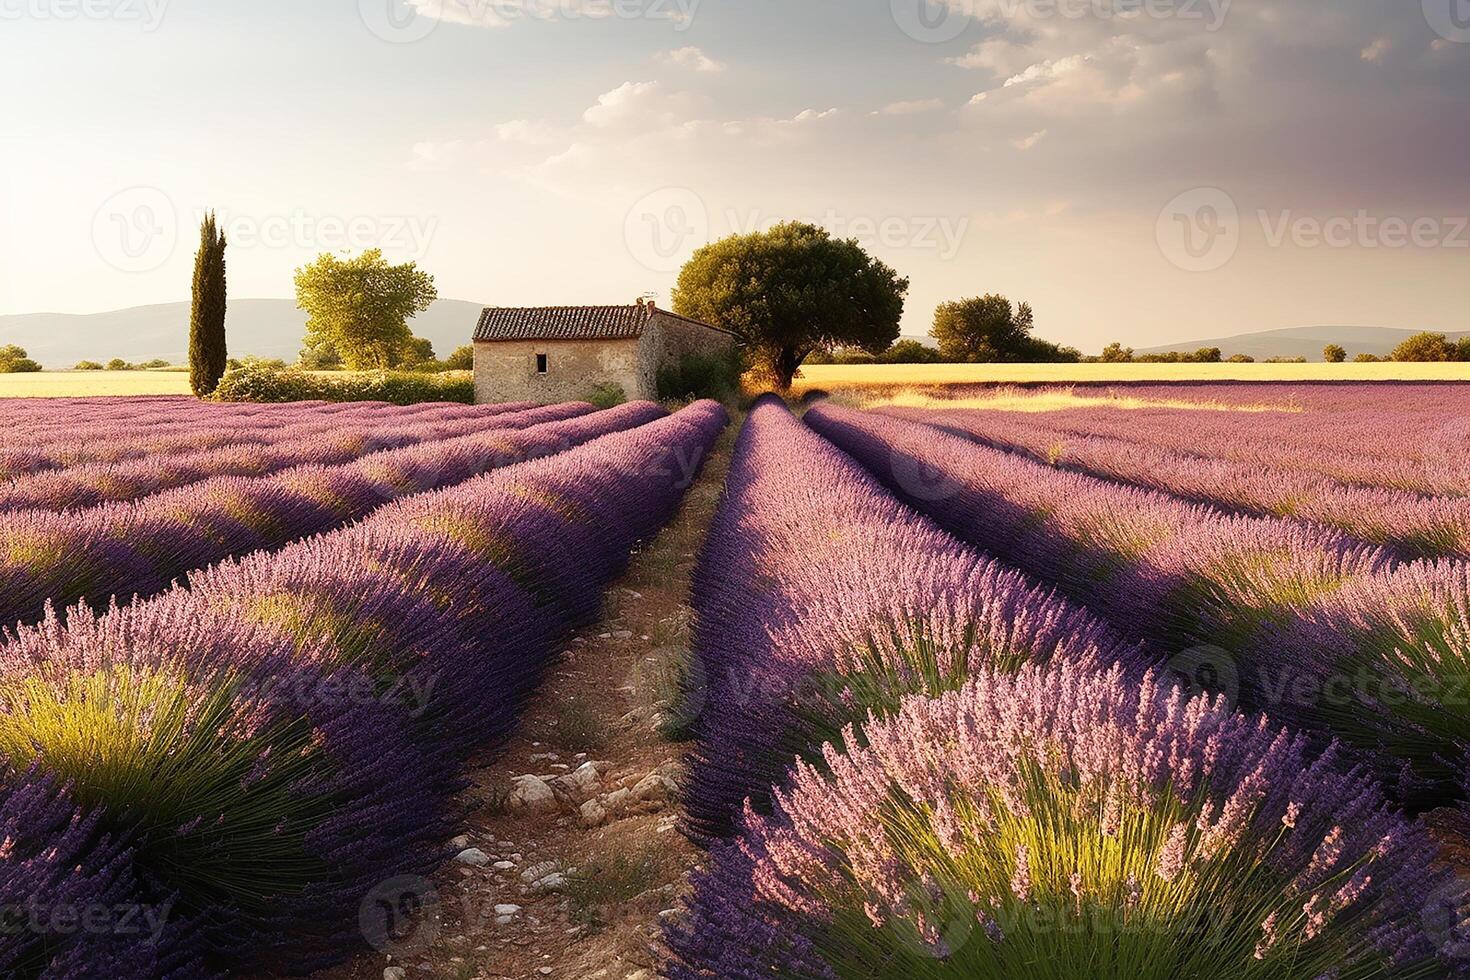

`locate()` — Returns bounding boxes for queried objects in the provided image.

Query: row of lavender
[0,401,550,512]
[0,401,626,633]
[890,404,1470,559]
[668,397,1463,979]
[0,399,536,484]
[887,387,1470,498]
[0,400,727,977]
[806,402,1470,806]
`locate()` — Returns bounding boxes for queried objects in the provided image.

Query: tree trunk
[773,346,806,392]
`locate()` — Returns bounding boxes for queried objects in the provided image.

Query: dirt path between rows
[317,418,736,980]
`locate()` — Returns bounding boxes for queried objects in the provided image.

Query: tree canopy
[294,249,437,371]
[189,211,228,396]
[1323,344,1346,363]
[672,221,908,390]
[932,295,1080,363]
[1390,331,1469,362]
[0,345,41,373]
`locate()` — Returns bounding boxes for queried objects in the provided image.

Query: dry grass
[0,371,193,398]
[791,361,1470,394]
[855,385,1303,414]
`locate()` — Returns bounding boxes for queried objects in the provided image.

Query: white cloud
[873,98,944,116]
[403,0,690,28]
[582,81,700,131]
[656,46,726,73]
[403,0,513,29]
[1360,38,1391,63]
[1012,129,1047,150]
[495,119,559,144]
[407,139,469,170]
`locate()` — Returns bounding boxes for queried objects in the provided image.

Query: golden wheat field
[0,371,194,398]
[790,361,1470,394]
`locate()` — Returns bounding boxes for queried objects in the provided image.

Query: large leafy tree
[1323,344,1347,363]
[931,294,1078,363]
[1390,331,1456,362]
[672,222,908,390]
[933,295,1030,362]
[294,249,437,371]
[188,212,228,396]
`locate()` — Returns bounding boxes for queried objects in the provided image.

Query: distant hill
[0,299,487,369]
[1139,325,1468,362]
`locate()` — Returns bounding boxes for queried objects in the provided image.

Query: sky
[2,0,1468,350]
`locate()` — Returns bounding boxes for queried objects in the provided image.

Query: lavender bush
[683,396,1146,842]
[804,402,1390,677]
[898,405,1470,559]
[669,660,1457,979]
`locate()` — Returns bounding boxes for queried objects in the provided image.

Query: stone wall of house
[473,338,645,404]
[635,312,739,396]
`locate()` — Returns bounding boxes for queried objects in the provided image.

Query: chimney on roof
[635,296,645,309]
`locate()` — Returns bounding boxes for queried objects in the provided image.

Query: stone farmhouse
[471,299,738,404]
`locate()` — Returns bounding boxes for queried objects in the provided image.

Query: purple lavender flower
[669,659,1454,979]
[683,396,1146,842]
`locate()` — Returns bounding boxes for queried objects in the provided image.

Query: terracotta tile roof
[474,305,654,342]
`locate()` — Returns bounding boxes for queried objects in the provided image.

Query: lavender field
[5,386,1470,979]
[0,395,728,977]
[670,384,1470,979]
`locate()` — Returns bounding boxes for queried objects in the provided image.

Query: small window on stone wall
[536,353,548,374]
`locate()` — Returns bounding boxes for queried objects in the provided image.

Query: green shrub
[444,344,475,371]
[138,358,173,369]
[74,361,104,371]
[877,339,943,364]
[212,364,474,405]
[105,358,133,371]
[585,382,627,410]
[0,344,43,373]
[656,349,742,402]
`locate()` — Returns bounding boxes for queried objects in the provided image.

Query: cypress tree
[188,212,228,396]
